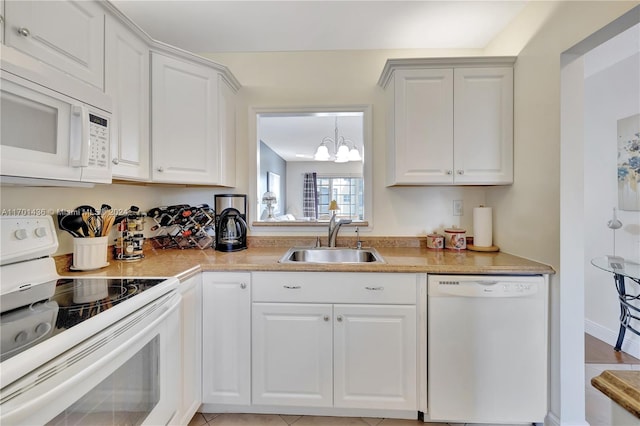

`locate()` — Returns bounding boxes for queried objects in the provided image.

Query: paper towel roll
[473,207,493,247]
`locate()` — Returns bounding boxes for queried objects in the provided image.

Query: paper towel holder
[468,205,500,252]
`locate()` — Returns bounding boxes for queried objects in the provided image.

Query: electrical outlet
[453,200,463,216]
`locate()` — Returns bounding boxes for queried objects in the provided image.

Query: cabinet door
[151,53,220,184]
[333,304,417,410]
[391,69,454,184]
[217,75,236,187]
[105,16,150,181]
[252,303,333,407]
[177,274,203,424]
[4,0,104,89]
[1,0,5,44]
[202,272,251,405]
[453,67,513,184]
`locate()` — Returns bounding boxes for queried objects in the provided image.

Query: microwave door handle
[69,105,90,167]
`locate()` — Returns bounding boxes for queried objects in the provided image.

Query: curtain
[302,172,318,219]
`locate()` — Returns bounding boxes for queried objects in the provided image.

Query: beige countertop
[56,245,555,281]
[592,370,640,419]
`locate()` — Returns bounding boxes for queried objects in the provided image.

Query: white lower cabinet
[251,272,418,412]
[333,304,416,410]
[252,303,333,407]
[176,274,202,425]
[202,272,251,405]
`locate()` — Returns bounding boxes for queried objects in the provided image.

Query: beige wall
[484,1,639,423]
[2,4,639,422]
[203,48,489,238]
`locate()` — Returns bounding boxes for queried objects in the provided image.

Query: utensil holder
[72,236,109,270]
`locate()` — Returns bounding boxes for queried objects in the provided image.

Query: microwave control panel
[88,114,109,169]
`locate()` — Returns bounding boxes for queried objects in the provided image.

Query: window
[317,176,364,220]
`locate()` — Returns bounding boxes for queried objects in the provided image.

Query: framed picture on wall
[617,114,640,211]
[267,171,281,213]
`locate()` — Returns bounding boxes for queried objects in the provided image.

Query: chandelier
[314,117,361,162]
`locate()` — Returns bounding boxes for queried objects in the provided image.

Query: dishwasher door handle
[475,280,499,286]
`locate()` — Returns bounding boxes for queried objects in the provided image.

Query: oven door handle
[0,292,181,425]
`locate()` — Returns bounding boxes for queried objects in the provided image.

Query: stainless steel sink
[278,247,385,264]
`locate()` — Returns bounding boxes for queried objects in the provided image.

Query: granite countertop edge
[56,246,555,280]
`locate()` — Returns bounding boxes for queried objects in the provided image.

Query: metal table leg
[613,273,640,352]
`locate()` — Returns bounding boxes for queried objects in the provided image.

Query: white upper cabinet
[453,67,513,184]
[105,15,150,181]
[151,52,237,186]
[379,57,515,186]
[4,0,104,89]
[217,75,237,187]
[1,0,5,44]
[386,68,454,184]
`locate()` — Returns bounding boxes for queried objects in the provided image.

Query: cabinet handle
[337,315,343,322]
[323,315,330,322]
[365,286,384,291]
[0,15,4,26]
[457,170,464,175]
[446,170,453,175]
[283,285,301,289]
[156,167,164,172]
[112,158,119,165]
[17,27,30,37]
[240,283,247,289]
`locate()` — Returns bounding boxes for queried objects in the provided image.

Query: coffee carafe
[214,194,248,252]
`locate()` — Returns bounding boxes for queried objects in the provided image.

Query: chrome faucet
[328,213,352,247]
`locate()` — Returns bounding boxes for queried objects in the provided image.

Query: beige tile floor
[188,413,456,426]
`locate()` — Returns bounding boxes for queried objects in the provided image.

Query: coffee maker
[214,194,248,252]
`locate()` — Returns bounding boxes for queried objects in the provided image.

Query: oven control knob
[14,229,28,240]
[35,322,51,335]
[15,331,28,343]
[35,227,48,238]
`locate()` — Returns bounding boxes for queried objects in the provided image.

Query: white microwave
[0,69,112,185]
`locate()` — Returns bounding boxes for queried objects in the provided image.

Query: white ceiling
[110,0,528,162]
[259,113,363,162]
[111,1,527,53]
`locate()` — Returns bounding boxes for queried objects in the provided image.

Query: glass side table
[591,256,640,351]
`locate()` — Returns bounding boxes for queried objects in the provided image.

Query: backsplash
[1,182,484,255]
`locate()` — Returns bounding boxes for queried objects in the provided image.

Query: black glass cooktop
[52,278,166,330]
[1,278,166,362]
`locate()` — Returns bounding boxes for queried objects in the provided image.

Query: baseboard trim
[585,318,640,359]
[199,404,417,420]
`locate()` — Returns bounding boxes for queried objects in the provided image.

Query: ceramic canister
[444,227,467,250]
[426,234,444,249]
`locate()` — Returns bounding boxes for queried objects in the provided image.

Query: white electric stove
[0,215,181,425]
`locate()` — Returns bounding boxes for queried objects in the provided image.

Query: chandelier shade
[313,117,361,163]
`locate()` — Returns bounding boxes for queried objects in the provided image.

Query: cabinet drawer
[252,272,417,304]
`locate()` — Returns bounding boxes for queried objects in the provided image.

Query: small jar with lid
[444,227,467,250]
[426,234,444,249]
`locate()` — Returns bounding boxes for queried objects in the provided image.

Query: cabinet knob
[457,170,464,175]
[17,27,30,37]
[240,283,247,289]
[323,315,330,322]
[337,315,343,322]
[446,170,453,175]
[156,167,164,172]
[112,158,119,165]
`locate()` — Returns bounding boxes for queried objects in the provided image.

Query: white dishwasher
[427,274,548,424]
